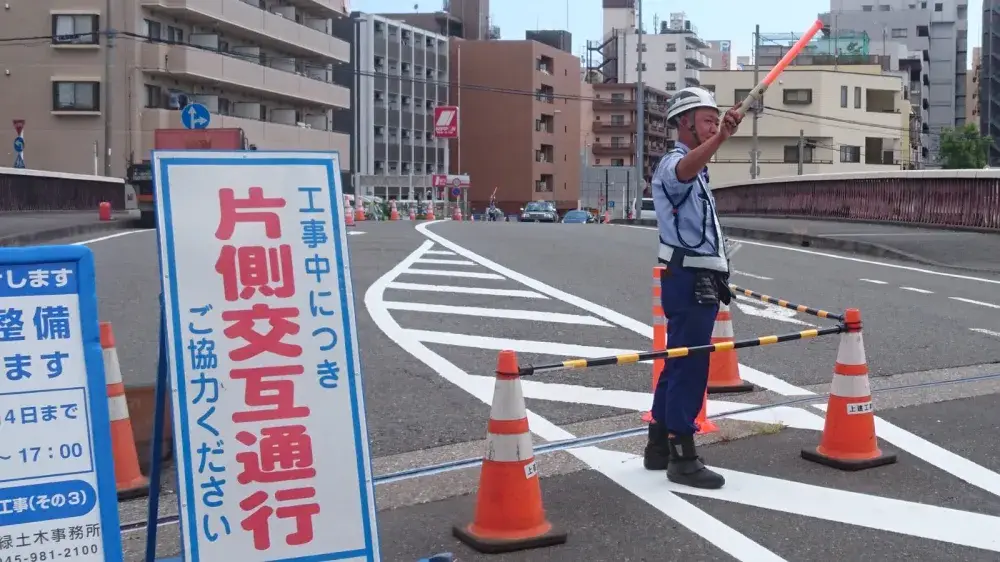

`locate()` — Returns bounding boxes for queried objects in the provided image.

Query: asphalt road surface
[55,220,1000,560]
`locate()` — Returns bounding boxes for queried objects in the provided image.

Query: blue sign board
[0,245,123,562]
[180,103,211,130]
[450,186,462,198]
[13,137,24,153]
[608,200,615,208]
[149,151,380,560]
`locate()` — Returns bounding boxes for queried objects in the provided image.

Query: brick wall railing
[712,170,1000,231]
[0,166,126,211]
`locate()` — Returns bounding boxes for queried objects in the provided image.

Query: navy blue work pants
[650,266,719,436]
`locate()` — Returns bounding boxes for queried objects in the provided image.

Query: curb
[611,218,1000,274]
[0,218,138,247]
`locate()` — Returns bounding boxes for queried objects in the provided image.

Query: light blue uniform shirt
[651,141,728,272]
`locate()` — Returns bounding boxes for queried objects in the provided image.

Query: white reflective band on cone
[836,332,867,365]
[107,394,130,422]
[485,432,535,463]
[490,379,527,421]
[712,320,734,339]
[103,348,123,385]
[830,373,872,398]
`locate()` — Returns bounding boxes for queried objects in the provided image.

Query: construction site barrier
[729,284,845,321]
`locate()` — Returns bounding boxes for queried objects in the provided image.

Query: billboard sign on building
[433,106,459,138]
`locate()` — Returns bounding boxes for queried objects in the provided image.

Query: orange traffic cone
[643,266,667,424]
[426,205,436,221]
[354,205,366,222]
[389,200,400,221]
[453,351,568,554]
[707,303,755,394]
[452,206,462,221]
[101,322,150,499]
[344,203,355,227]
[694,389,719,434]
[409,207,417,221]
[802,308,896,470]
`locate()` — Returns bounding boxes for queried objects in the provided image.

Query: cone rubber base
[641,411,653,423]
[453,524,567,554]
[707,382,756,394]
[696,420,719,434]
[800,447,898,471]
[116,477,151,500]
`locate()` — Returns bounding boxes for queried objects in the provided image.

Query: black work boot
[666,434,725,489]
[643,422,670,470]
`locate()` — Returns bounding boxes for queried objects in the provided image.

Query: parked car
[639,197,656,221]
[561,210,596,224]
[520,201,559,222]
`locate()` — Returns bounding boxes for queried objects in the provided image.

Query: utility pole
[797,129,804,175]
[635,0,645,215]
[103,0,114,176]
[751,24,760,180]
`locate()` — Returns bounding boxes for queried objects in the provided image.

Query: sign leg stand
[145,297,176,562]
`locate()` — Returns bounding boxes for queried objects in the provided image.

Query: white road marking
[348,231,365,236]
[950,297,1000,309]
[823,232,938,237]
[616,224,1000,286]
[365,221,1000,553]
[900,286,933,294]
[71,229,149,246]
[385,281,548,299]
[970,327,1000,338]
[733,295,814,327]
[383,301,610,326]
[414,258,477,265]
[860,278,888,285]
[406,329,645,360]
[731,270,772,280]
[401,268,505,280]
[424,249,457,255]
[365,239,787,561]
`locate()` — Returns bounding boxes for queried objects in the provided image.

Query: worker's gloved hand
[693,270,720,305]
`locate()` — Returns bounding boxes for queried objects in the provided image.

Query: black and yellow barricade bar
[519,325,845,377]
[728,284,845,322]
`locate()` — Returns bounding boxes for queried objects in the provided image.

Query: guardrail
[0,166,126,211]
[711,170,1000,231]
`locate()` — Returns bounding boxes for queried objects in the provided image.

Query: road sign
[12,119,25,136]
[433,106,459,138]
[151,150,380,560]
[608,200,615,208]
[450,186,462,198]
[180,103,211,130]
[0,245,124,562]
[13,137,24,153]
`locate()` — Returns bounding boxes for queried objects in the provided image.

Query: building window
[636,62,647,71]
[703,84,716,93]
[782,89,812,105]
[610,114,625,124]
[854,86,862,108]
[861,4,873,10]
[735,89,751,104]
[167,26,184,44]
[783,145,813,163]
[917,25,929,37]
[666,82,677,90]
[840,85,848,108]
[891,28,908,38]
[144,84,163,108]
[666,43,677,52]
[51,14,99,45]
[142,19,162,41]
[934,2,943,10]
[637,42,647,52]
[53,81,100,112]
[879,4,890,10]
[611,159,625,166]
[665,63,677,72]
[840,145,861,163]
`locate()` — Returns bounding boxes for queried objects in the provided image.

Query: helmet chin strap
[683,113,704,147]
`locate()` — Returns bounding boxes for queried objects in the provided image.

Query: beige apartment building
[585,83,672,185]
[0,0,352,178]
[968,46,981,130]
[701,66,911,184]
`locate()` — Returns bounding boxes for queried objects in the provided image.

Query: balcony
[592,121,637,134]
[140,108,350,155]
[647,123,669,138]
[285,0,348,16]
[142,43,349,108]
[645,102,667,116]
[684,68,701,84]
[684,49,710,68]
[140,0,349,62]
[592,142,635,156]
[593,99,634,111]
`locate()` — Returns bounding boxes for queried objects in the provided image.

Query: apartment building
[450,39,581,212]
[586,83,671,184]
[0,0,353,181]
[353,13,449,200]
[703,40,732,70]
[382,0,496,41]
[820,0,969,165]
[701,67,910,184]
[968,46,981,131]
[982,1,1000,165]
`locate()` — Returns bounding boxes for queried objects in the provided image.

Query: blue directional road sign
[13,137,23,153]
[450,186,462,198]
[180,103,211,130]
[608,200,615,208]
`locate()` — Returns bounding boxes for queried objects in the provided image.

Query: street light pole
[635,0,645,219]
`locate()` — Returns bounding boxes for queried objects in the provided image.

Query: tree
[937,124,992,169]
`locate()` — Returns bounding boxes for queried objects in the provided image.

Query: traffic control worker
[643,86,743,490]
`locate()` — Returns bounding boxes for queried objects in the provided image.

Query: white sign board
[152,151,380,561]
[0,246,123,561]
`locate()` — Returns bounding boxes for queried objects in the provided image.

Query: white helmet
[665,87,718,124]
